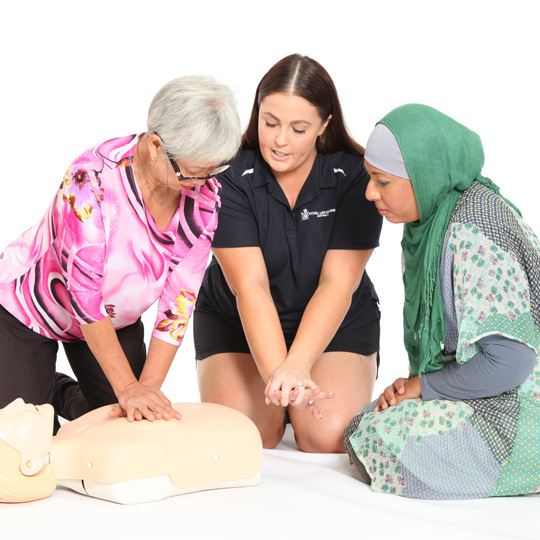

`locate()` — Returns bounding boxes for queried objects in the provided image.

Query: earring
[152,157,157,165]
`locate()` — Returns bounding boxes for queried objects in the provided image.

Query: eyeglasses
[166,152,230,182]
[156,133,230,182]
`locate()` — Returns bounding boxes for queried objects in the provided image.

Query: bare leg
[197,353,286,448]
[289,351,377,453]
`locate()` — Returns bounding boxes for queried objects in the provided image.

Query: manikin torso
[0,399,262,504]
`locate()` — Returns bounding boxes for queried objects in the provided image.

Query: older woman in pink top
[0,76,241,428]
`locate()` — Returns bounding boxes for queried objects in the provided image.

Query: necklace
[137,137,168,205]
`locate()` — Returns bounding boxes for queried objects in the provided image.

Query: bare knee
[196,354,288,449]
[293,414,349,454]
[248,402,287,449]
[260,422,286,449]
[202,387,286,448]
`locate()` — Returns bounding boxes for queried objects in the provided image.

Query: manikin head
[0,399,57,502]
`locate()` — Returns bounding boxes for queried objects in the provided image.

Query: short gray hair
[147,75,241,164]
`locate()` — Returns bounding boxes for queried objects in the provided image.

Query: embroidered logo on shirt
[301,208,336,221]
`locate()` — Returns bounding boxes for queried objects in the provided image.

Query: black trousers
[0,304,146,423]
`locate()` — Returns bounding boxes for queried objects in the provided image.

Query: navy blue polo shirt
[197,149,382,341]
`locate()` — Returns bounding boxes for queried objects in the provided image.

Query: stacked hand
[374,375,421,412]
[264,360,333,419]
[109,381,182,422]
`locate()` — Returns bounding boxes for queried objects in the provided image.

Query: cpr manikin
[0,399,262,504]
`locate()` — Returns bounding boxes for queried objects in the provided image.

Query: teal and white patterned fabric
[345,183,540,499]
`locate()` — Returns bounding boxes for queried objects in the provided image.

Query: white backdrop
[1,0,538,402]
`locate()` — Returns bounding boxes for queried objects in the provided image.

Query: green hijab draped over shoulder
[378,104,519,375]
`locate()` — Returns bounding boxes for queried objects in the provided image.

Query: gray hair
[147,75,241,164]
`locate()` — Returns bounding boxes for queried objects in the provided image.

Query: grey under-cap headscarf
[365,124,409,179]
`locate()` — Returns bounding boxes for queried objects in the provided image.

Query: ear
[146,133,163,162]
[318,114,333,136]
[20,456,45,476]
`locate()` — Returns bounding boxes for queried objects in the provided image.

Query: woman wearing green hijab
[345,104,540,499]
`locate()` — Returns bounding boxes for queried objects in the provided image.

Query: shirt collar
[251,152,339,190]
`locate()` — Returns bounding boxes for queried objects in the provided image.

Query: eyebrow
[261,112,311,126]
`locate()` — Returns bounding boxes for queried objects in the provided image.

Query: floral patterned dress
[0,135,220,347]
[345,183,540,499]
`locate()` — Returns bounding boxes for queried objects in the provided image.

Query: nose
[366,178,380,201]
[274,127,288,147]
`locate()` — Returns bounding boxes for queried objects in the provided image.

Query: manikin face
[365,162,420,224]
[258,92,331,180]
[0,398,54,475]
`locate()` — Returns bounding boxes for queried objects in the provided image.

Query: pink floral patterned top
[0,134,220,346]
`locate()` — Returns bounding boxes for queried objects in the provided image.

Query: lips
[271,149,289,160]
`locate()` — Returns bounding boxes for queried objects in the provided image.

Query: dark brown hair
[242,54,364,156]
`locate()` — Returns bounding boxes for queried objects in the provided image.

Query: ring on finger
[295,381,304,388]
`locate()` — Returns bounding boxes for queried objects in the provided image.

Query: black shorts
[193,304,380,364]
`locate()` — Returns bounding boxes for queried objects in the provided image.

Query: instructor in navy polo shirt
[194,54,382,452]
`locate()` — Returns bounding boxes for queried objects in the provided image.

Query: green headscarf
[378,104,519,375]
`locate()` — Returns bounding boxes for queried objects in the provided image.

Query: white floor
[3,425,537,540]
